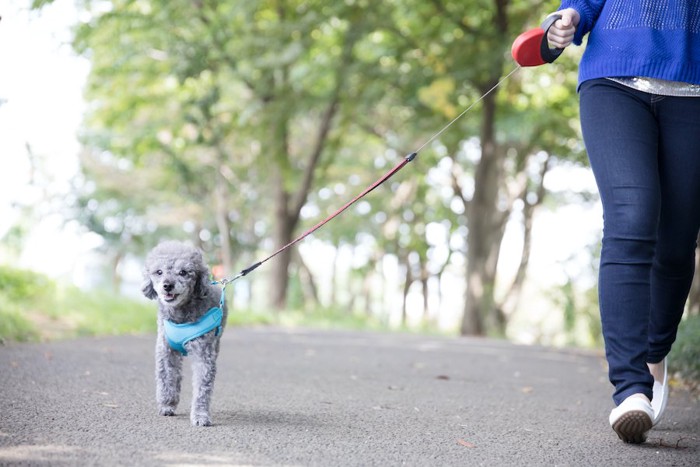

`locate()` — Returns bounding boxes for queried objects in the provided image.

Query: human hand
[546,8,580,48]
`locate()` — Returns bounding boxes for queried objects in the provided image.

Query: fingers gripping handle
[540,14,564,63]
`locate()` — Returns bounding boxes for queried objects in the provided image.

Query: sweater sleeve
[559,0,606,45]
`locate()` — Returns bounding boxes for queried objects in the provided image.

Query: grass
[0,285,158,343]
[51,287,158,337]
[0,265,157,342]
[0,265,389,343]
[0,300,39,344]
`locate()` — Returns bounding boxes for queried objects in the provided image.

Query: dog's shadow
[215,408,324,428]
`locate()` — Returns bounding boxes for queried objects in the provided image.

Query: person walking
[545,0,700,443]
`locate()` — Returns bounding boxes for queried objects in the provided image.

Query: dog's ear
[193,266,210,299]
[141,274,158,300]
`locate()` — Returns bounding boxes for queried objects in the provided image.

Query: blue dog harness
[163,287,225,356]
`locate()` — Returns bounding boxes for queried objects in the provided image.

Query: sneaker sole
[611,410,652,444]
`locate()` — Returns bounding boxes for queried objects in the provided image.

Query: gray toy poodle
[142,240,228,426]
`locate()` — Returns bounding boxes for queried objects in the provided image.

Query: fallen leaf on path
[457,439,475,448]
[521,386,533,394]
[436,375,450,380]
[372,405,393,410]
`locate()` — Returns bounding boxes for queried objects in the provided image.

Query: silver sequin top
[607,77,700,97]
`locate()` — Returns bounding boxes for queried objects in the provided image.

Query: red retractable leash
[214,14,566,287]
[512,14,564,67]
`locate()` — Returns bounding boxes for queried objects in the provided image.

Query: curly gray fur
[142,240,228,426]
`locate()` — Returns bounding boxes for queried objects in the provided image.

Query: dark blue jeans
[579,79,700,405]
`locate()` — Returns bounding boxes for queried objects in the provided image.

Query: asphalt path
[1,327,698,466]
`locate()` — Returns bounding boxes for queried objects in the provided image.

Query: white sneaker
[609,394,654,444]
[649,358,669,426]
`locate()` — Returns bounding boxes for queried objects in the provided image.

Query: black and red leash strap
[213,67,524,287]
[217,150,418,286]
[214,15,565,287]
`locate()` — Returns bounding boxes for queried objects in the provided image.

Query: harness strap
[163,306,223,356]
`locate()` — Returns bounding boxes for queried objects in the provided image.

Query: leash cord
[414,66,520,154]
[214,65,521,287]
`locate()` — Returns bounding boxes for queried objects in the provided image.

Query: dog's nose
[163,283,174,292]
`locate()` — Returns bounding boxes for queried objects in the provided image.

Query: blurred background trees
[7,0,696,345]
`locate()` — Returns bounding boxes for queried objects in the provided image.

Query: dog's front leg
[155,334,183,416]
[189,342,218,426]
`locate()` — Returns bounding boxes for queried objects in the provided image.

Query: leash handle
[511,13,566,67]
[539,14,564,64]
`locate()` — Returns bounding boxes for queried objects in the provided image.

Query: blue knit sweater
[559,0,700,86]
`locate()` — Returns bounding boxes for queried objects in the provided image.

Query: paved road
[1,327,698,466]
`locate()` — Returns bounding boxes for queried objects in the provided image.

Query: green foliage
[68,0,584,246]
[53,287,157,337]
[45,0,591,334]
[0,301,39,344]
[669,314,700,387]
[30,0,54,8]
[0,267,48,342]
[0,265,54,303]
[563,280,602,348]
[0,265,157,343]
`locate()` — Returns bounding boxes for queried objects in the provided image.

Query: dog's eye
[155,270,163,276]
[178,270,188,277]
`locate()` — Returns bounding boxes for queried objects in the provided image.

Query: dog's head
[142,241,210,308]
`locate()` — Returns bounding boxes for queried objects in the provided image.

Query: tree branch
[499,151,552,315]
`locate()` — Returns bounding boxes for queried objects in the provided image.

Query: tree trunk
[460,86,509,336]
[270,167,294,310]
[401,257,412,327]
[499,153,552,318]
[214,170,233,277]
[362,271,373,317]
[267,79,342,308]
[331,244,340,307]
[419,255,430,322]
[295,249,319,307]
[111,250,123,294]
[459,0,511,337]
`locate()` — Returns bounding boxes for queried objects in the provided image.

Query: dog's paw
[159,406,176,416]
[191,414,212,427]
